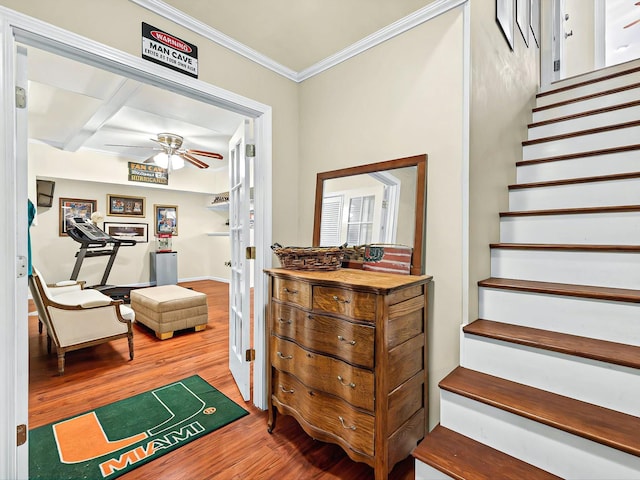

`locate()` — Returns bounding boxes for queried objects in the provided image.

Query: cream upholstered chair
[29,267,135,375]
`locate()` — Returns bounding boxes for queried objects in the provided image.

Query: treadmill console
[69,217,112,242]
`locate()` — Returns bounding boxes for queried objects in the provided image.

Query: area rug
[29,375,249,479]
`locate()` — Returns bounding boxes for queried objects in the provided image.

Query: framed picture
[107,194,145,217]
[154,204,178,236]
[104,222,148,243]
[517,0,530,46]
[530,0,540,48]
[59,198,97,236]
[496,0,514,51]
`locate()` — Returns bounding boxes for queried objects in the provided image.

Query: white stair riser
[522,126,640,160]
[538,60,640,94]
[510,178,640,210]
[479,287,640,346]
[528,104,640,140]
[500,213,640,245]
[535,71,640,108]
[414,462,452,480]
[491,249,640,289]
[516,151,640,183]
[440,391,640,479]
[532,86,640,123]
[461,334,640,416]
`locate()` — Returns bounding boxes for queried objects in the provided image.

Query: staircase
[413,60,640,479]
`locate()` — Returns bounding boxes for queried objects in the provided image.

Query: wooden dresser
[265,268,432,480]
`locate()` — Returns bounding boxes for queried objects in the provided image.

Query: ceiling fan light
[171,155,185,170]
[154,152,170,168]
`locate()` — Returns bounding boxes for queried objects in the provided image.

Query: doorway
[0,10,272,479]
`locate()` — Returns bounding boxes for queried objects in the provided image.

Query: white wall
[468,0,541,322]
[29,142,232,286]
[299,7,465,428]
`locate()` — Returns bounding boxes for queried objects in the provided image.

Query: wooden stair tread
[500,205,640,217]
[508,171,640,190]
[533,82,640,112]
[465,319,640,370]
[529,99,640,129]
[536,65,640,99]
[522,120,640,147]
[478,277,640,303]
[516,144,640,167]
[490,243,640,252]
[413,424,561,480]
[440,367,640,457]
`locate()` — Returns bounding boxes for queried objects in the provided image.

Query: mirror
[313,154,426,275]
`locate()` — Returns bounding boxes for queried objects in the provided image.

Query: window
[320,195,343,246]
[346,195,374,245]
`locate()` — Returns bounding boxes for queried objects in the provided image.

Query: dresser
[265,268,432,480]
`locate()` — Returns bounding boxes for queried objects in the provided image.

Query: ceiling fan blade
[623,18,640,29]
[181,152,209,169]
[104,143,159,149]
[187,149,223,160]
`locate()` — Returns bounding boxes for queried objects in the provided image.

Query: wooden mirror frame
[312,154,427,275]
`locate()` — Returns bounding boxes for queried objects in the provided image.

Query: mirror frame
[313,154,427,275]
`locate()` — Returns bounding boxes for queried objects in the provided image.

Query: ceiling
[25,0,640,169]
[162,0,434,72]
[26,46,244,171]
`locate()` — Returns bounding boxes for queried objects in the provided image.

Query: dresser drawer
[271,336,374,411]
[272,370,374,457]
[313,286,376,322]
[273,278,311,309]
[272,303,374,369]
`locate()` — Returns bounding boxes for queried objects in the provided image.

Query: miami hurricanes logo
[52,382,210,477]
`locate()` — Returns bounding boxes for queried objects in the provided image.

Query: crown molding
[130,0,467,83]
[297,0,467,81]
[129,0,299,81]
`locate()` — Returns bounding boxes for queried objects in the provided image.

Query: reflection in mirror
[313,155,426,275]
[319,167,417,247]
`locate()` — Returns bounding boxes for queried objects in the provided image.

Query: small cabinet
[265,268,432,480]
[150,251,177,286]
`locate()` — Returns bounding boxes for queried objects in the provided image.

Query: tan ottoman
[130,285,208,340]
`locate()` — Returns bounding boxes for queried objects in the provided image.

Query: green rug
[29,375,248,479]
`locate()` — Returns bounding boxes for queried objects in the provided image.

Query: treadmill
[66,217,137,302]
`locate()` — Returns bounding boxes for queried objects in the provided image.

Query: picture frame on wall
[107,194,145,217]
[59,198,97,236]
[154,204,178,236]
[103,222,149,243]
[517,0,530,46]
[530,0,540,48]
[497,0,514,51]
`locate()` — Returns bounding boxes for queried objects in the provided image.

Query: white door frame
[0,7,272,479]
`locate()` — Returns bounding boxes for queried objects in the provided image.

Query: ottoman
[130,285,208,340]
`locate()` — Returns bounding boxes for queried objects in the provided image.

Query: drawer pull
[283,287,298,294]
[337,375,356,389]
[277,351,293,360]
[337,335,356,346]
[279,384,294,394]
[332,295,351,304]
[278,317,292,325]
[338,416,357,431]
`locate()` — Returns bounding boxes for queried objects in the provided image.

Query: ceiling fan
[108,132,223,170]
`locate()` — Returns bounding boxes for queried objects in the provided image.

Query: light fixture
[153,152,185,170]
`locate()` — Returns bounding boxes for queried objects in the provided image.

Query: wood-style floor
[29,280,414,480]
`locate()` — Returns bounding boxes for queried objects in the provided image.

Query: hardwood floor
[29,280,415,480]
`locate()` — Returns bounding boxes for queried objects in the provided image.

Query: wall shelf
[207,232,230,237]
[207,201,229,211]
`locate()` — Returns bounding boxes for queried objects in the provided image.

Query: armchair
[29,267,135,375]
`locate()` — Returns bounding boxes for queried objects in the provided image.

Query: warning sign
[142,22,198,78]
